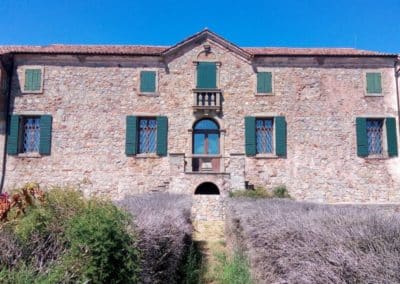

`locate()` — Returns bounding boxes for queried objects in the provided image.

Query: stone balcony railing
[184,155,225,173]
[192,89,222,113]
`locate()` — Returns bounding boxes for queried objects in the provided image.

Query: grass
[213,251,253,284]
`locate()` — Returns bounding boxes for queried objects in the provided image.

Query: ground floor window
[366,119,384,155]
[138,118,157,153]
[21,117,41,153]
[256,118,274,154]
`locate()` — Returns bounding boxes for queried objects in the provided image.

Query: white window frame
[21,66,44,94]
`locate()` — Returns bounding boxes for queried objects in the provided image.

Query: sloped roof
[0,29,396,58]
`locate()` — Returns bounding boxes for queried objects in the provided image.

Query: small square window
[366,119,384,155]
[20,117,41,153]
[138,118,157,153]
[140,71,157,93]
[23,68,43,93]
[366,72,382,94]
[256,118,274,154]
[257,72,272,94]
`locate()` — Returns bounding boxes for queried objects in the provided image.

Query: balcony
[184,155,224,173]
[192,89,222,113]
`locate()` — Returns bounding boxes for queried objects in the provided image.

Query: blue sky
[0,0,399,53]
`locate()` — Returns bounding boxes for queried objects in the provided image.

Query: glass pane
[194,133,205,154]
[139,118,157,153]
[256,118,273,154]
[23,117,40,153]
[194,119,218,130]
[367,119,383,154]
[207,134,219,154]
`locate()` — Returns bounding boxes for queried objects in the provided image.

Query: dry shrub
[226,198,400,284]
[117,193,192,284]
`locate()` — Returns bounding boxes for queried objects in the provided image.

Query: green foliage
[66,200,140,283]
[0,187,140,283]
[230,185,290,199]
[180,242,203,284]
[214,251,253,284]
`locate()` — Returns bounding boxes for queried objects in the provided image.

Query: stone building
[0,29,399,204]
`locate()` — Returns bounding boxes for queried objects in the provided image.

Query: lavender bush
[226,198,400,284]
[117,193,193,284]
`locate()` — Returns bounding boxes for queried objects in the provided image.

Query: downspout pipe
[395,57,400,136]
[0,54,14,193]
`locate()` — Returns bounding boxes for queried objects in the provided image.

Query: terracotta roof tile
[0,44,395,57]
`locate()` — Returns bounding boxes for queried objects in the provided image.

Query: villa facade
[0,30,399,203]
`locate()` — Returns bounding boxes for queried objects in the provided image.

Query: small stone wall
[191,195,225,221]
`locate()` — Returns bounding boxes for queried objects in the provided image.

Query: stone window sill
[364,155,388,160]
[135,153,160,159]
[254,154,279,159]
[364,93,383,97]
[17,152,42,158]
[138,92,159,97]
[255,92,274,96]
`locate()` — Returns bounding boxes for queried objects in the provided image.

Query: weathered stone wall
[3,39,400,203]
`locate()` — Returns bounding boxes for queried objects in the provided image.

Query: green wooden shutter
[126,116,137,155]
[257,72,272,93]
[140,71,156,93]
[24,69,42,91]
[356,117,368,157]
[197,62,217,89]
[7,115,20,155]
[156,116,168,156]
[275,116,287,157]
[386,117,398,157]
[366,73,382,93]
[39,115,52,155]
[245,116,256,156]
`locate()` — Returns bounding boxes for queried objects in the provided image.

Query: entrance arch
[194,182,220,195]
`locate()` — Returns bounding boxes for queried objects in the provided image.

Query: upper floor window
[256,118,274,154]
[140,71,157,93]
[138,118,157,153]
[366,72,382,94]
[23,67,43,93]
[196,62,217,89]
[257,72,273,94]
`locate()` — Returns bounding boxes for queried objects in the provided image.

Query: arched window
[193,119,220,155]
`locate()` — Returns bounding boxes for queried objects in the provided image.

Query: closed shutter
[156,116,168,156]
[386,117,398,157]
[356,117,368,157]
[197,62,217,89]
[257,72,272,93]
[275,116,287,157]
[24,69,42,91]
[7,115,20,155]
[126,116,137,155]
[140,71,156,93]
[366,73,382,93]
[39,115,52,155]
[245,116,256,156]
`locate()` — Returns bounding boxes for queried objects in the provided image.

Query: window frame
[365,117,388,158]
[364,71,383,97]
[192,118,220,156]
[138,69,159,96]
[21,66,44,94]
[18,115,41,155]
[255,69,274,96]
[254,117,277,157]
[137,117,158,154]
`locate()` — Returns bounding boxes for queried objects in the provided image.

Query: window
[356,117,398,157]
[125,116,168,156]
[256,118,274,154]
[7,114,52,155]
[366,72,382,94]
[193,119,219,155]
[245,116,286,157]
[196,62,217,89]
[366,119,384,155]
[257,72,272,94]
[138,118,157,153]
[21,117,41,153]
[140,71,157,93]
[23,68,43,93]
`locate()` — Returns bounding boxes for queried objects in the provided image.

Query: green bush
[230,185,290,199]
[179,242,203,284]
[0,188,141,284]
[214,251,253,284]
[272,185,290,198]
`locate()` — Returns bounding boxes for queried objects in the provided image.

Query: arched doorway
[195,182,220,195]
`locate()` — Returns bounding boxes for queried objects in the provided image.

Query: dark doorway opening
[194,182,220,195]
